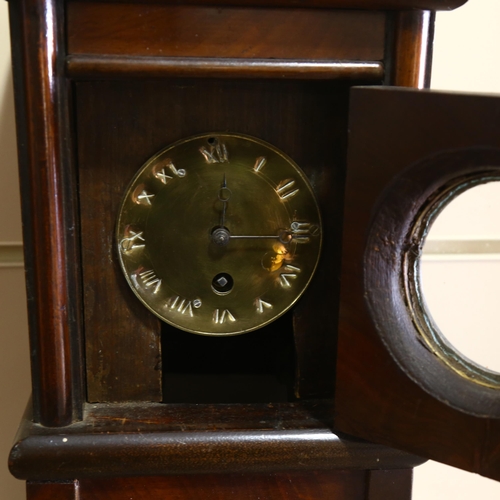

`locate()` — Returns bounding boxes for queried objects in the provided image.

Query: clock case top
[7,0,467,483]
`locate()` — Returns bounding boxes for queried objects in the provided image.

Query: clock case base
[11,400,424,484]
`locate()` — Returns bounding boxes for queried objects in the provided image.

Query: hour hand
[217,174,231,228]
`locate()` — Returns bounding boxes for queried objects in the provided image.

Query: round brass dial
[116,133,322,336]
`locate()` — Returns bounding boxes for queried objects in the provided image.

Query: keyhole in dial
[212,273,234,295]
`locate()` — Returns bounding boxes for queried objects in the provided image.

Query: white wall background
[414,0,500,497]
[0,2,30,500]
[0,1,499,499]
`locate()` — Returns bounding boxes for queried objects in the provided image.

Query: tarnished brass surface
[117,133,321,336]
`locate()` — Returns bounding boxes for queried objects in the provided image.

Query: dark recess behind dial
[76,78,351,403]
[162,313,295,403]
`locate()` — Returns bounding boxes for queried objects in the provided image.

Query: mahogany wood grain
[8,0,83,426]
[65,0,468,10]
[10,401,425,480]
[336,87,500,481]
[27,481,78,500]
[76,86,163,403]
[67,3,386,61]
[390,10,435,87]
[66,56,384,81]
[77,472,368,499]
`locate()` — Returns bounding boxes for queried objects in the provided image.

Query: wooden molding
[9,0,83,426]
[67,56,384,80]
[10,401,425,480]
[64,0,469,10]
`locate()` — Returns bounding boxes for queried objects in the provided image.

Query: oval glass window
[420,181,500,383]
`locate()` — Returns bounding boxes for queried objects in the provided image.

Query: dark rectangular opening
[161,311,295,403]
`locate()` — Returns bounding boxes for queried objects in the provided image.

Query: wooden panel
[9,401,425,479]
[335,87,500,480]
[67,3,386,61]
[78,472,367,500]
[77,78,351,402]
[27,481,78,500]
[8,0,83,425]
[76,87,162,403]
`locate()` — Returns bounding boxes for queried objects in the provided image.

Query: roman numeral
[253,156,267,172]
[255,298,273,313]
[213,309,236,324]
[276,179,299,201]
[120,230,145,252]
[279,265,301,288]
[290,221,320,243]
[156,160,186,184]
[291,221,311,234]
[169,296,194,317]
[200,141,229,164]
[139,270,162,293]
[137,189,155,205]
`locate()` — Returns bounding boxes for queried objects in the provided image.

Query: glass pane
[420,182,500,374]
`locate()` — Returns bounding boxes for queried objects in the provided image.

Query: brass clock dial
[116,133,322,336]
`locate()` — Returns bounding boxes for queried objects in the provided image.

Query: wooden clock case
[10,0,497,498]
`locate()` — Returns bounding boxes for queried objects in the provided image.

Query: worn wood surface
[78,78,351,402]
[336,87,500,481]
[390,10,435,87]
[8,0,83,425]
[67,4,386,61]
[10,401,425,480]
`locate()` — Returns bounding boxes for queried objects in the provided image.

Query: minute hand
[229,231,309,243]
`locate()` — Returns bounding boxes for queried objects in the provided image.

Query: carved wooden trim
[8,0,82,426]
[66,56,384,80]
